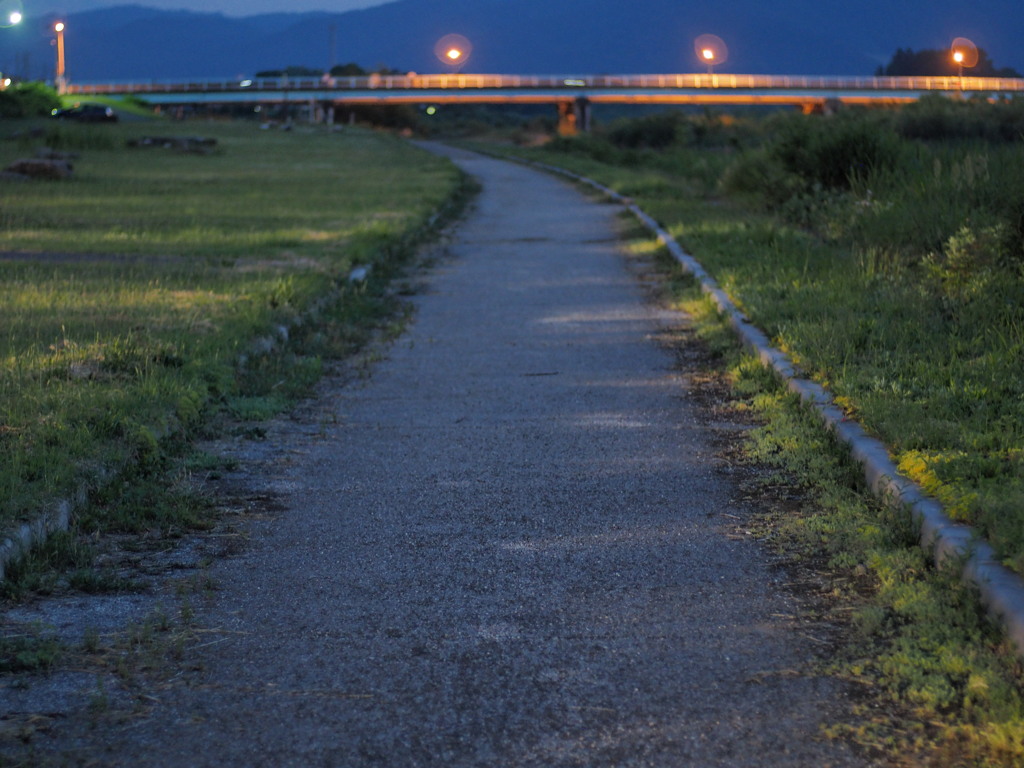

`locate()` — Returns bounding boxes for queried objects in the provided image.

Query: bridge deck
[67,72,1024,103]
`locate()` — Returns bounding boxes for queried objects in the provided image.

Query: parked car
[51,103,118,123]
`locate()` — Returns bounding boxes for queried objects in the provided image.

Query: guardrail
[66,72,1024,96]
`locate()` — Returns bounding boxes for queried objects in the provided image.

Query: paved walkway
[69,146,866,766]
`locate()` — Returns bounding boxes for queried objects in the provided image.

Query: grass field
[0,120,464,534]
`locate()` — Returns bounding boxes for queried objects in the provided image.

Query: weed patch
[0,632,61,673]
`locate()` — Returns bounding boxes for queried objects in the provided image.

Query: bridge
[66,73,1024,134]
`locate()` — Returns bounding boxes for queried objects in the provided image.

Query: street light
[434,33,472,72]
[54,20,66,93]
[1,0,22,28]
[0,5,19,88]
[950,37,978,90]
[694,34,727,74]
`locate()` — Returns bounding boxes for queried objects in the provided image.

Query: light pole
[950,37,977,90]
[1,7,22,89]
[54,21,66,94]
[694,34,727,76]
[434,33,472,73]
[2,0,23,28]
[701,47,715,74]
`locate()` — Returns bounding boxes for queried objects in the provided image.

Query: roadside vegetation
[0,119,467,584]
[473,96,1024,765]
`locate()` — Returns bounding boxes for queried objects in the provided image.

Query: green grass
[0,632,61,673]
[0,120,466,533]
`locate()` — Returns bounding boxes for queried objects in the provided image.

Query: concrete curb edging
[523,157,1024,657]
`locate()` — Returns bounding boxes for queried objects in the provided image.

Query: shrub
[924,224,1006,301]
[606,112,684,149]
[1001,198,1024,269]
[0,81,61,118]
[719,149,799,206]
[769,113,903,191]
[897,94,1024,142]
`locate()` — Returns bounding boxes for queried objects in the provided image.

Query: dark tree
[328,63,405,76]
[876,48,1021,78]
[330,62,368,76]
[254,66,325,78]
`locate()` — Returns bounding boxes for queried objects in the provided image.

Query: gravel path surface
[37,145,870,766]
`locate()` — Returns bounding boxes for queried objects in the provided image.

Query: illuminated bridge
[66,72,1024,134]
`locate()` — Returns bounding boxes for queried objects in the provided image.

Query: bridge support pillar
[556,98,592,136]
[576,98,592,133]
[556,101,577,136]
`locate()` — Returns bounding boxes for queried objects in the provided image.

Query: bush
[0,82,61,118]
[1002,198,1024,268]
[719,149,799,206]
[925,224,1006,301]
[897,94,1024,143]
[769,113,903,191]
[606,112,684,149]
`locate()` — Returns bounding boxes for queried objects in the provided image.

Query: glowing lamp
[434,33,472,70]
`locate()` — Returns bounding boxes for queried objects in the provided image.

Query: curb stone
[518,155,1024,657]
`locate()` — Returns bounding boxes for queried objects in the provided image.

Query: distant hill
[3,0,1022,83]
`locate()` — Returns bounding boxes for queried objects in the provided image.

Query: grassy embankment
[476,97,1024,765]
[0,120,466,572]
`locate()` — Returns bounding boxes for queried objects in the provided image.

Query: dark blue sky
[36,0,387,13]
[13,0,1024,78]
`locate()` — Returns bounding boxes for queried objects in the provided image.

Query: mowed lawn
[0,121,462,528]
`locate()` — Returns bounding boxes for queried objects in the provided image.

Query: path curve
[60,145,871,766]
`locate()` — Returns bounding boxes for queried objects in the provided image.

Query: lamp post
[950,37,977,91]
[0,8,20,89]
[701,47,715,74]
[54,21,66,93]
[434,33,472,73]
[694,34,727,76]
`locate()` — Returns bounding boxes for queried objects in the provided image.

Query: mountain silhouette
[4,1,1022,83]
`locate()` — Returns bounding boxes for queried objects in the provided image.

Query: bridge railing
[66,73,1024,96]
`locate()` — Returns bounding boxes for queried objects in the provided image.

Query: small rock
[348,266,371,283]
[4,158,73,180]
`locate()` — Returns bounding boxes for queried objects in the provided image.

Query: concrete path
[77,146,867,766]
